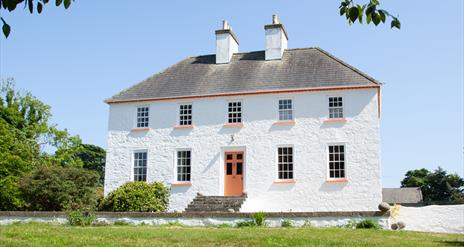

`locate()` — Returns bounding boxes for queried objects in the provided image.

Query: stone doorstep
[0,211,388,218]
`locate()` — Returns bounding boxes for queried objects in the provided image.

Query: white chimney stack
[264,15,288,60]
[215,20,239,64]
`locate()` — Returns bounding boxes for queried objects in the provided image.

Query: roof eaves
[314,47,382,85]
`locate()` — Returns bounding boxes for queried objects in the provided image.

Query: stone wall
[0,211,387,228]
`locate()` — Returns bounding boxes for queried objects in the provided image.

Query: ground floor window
[278,147,293,179]
[177,150,191,181]
[328,145,345,179]
[133,151,147,181]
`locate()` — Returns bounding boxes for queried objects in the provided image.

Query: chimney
[264,15,288,60]
[215,20,239,64]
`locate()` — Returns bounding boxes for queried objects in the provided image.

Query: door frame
[220,146,246,196]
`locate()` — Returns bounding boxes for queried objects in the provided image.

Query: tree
[73,144,106,184]
[0,79,106,210]
[401,167,464,203]
[339,0,400,29]
[0,79,50,209]
[19,166,100,211]
[1,0,74,38]
[1,0,399,38]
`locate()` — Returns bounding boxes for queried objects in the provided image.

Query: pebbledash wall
[104,87,381,212]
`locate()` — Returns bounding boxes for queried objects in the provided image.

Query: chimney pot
[222,20,230,30]
[272,14,280,24]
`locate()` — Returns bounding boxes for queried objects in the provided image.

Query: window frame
[326,143,347,181]
[178,102,193,126]
[327,96,344,119]
[135,105,150,128]
[132,149,148,182]
[226,100,243,124]
[175,148,192,182]
[277,98,294,121]
[275,145,295,181]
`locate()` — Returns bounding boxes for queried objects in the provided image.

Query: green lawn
[0,223,463,247]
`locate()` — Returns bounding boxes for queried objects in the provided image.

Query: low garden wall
[0,211,388,228]
[393,204,464,234]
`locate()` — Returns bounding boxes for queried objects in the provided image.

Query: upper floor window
[179,104,192,126]
[278,147,293,180]
[228,101,242,123]
[133,151,147,181]
[136,106,149,128]
[177,150,191,182]
[328,97,343,119]
[279,99,293,121]
[328,145,345,179]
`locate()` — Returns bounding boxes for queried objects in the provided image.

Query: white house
[104,16,382,213]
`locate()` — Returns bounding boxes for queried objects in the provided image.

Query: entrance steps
[185,193,247,212]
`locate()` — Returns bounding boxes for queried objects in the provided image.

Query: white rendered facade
[104,88,382,212]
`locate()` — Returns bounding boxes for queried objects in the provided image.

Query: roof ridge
[313,47,381,85]
[188,47,319,58]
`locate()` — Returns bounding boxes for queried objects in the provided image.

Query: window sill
[323,118,347,123]
[174,125,193,129]
[273,120,295,125]
[130,127,151,132]
[325,179,350,183]
[223,123,243,128]
[273,179,296,184]
[171,181,192,186]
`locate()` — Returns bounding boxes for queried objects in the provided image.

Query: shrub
[20,166,100,211]
[100,181,169,212]
[252,212,267,226]
[67,211,95,226]
[355,219,380,229]
[281,219,294,227]
[113,220,132,226]
[236,220,256,227]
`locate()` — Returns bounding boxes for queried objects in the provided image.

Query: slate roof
[106,47,380,103]
[382,188,424,204]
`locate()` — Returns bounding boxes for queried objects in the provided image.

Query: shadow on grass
[436,240,464,246]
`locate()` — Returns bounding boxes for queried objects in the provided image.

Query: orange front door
[224,152,244,196]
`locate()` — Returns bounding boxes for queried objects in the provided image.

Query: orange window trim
[106,85,381,104]
[171,181,192,186]
[174,125,193,129]
[131,127,151,132]
[273,179,296,184]
[273,120,296,125]
[223,123,243,127]
[323,118,347,123]
[325,179,350,183]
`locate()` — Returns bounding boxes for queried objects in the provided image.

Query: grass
[0,223,463,247]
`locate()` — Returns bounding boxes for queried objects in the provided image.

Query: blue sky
[0,1,462,187]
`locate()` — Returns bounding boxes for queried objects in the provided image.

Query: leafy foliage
[0,79,106,210]
[67,211,96,226]
[19,166,100,211]
[1,0,74,38]
[100,181,169,212]
[401,167,464,203]
[281,219,294,227]
[355,219,380,229]
[1,1,400,38]
[236,220,256,227]
[252,212,267,226]
[73,144,106,184]
[339,0,400,29]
